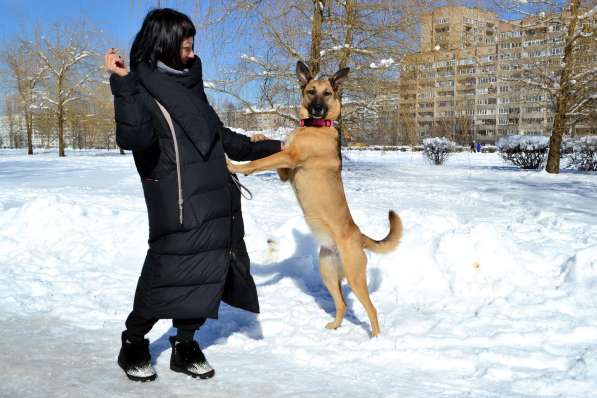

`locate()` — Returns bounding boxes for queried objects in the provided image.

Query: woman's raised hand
[104,48,129,77]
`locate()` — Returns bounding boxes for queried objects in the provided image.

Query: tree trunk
[26,111,33,155]
[546,0,580,174]
[336,0,356,146]
[309,0,325,75]
[58,105,65,157]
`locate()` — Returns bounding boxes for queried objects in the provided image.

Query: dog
[227,61,402,337]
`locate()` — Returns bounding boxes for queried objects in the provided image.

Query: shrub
[496,135,549,169]
[562,136,597,171]
[422,137,456,165]
[481,145,497,153]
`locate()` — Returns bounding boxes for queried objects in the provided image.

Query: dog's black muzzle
[309,102,327,119]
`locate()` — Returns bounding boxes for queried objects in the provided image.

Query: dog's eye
[307,89,316,95]
[323,91,332,96]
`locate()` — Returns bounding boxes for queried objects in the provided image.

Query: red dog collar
[300,118,334,127]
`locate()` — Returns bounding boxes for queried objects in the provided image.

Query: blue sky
[0,0,249,105]
[1,0,564,109]
[2,0,149,47]
[1,0,227,81]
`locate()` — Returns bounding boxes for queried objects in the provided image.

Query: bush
[481,145,497,153]
[562,136,597,171]
[496,135,549,169]
[422,137,456,165]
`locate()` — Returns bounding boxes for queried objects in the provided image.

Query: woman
[104,8,282,382]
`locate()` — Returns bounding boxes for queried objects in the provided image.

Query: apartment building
[399,6,596,143]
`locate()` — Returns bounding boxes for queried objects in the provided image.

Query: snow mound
[560,245,597,289]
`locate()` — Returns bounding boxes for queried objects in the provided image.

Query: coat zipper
[228,182,234,261]
[154,100,184,225]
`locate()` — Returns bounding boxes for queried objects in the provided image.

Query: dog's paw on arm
[227,158,252,176]
[250,133,268,142]
[226,158,238,173]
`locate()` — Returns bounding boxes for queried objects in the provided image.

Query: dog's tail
[361,210,403,254]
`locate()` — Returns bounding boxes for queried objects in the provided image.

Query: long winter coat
[110,56,281,320]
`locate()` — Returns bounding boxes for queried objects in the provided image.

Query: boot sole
[118,358,157,382]
[170,363,215,379]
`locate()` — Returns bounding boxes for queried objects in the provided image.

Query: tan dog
[228,61,402,337]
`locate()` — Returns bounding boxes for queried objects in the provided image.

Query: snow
[370,58,395,69]
[422,137,456,151]
[564,135,597,152]
[496,135,549,151]
[1,147,597,397]
[240,54,258,63]
[578,5,597,20]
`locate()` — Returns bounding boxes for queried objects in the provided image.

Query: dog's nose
[310,103,326,117]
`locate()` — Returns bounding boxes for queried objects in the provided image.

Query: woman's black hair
[130,8,196,71]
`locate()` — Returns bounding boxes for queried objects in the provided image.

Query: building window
[551,48,563,55]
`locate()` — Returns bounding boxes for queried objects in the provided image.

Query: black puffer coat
[110,56,281,319]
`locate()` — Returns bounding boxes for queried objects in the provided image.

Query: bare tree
[494,0,596,173]
[429,116,456,140]
[2,37,48,154]
[397,108,419,146]
[455,115,475,145]
[192,0,429,144]
[324,0,429,143]
[66,80,115,149]
[25,21,101,157]
[4,95,23,148]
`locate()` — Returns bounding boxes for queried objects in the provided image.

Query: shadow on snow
[149,229,383,360]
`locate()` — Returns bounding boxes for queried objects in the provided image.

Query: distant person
[476,142,482,153]
[104,8,282,382]
[470,141,475,153]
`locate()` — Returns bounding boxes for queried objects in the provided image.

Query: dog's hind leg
[319,246,346,331]
[337,235,380,337]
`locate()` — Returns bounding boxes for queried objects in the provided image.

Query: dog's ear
[329,67,350,91]
[296,61,313,88]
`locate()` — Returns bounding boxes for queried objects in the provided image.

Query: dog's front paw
[227,159,252,176]
[250,133,268,142]
[226,159,240,174]
[325,321,341,330]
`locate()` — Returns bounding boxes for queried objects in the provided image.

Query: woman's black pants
[125,311,206,343]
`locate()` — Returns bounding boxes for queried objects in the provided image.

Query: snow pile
[560,245,597,289]
[1,148,597,397]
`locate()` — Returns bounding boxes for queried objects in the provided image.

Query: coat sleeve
[110,73,156,151]
[220,127,283,161]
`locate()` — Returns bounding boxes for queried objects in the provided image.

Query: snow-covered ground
[1,147,596,397]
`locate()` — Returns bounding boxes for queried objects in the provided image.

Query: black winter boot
[169,336,215,379]
[117,331,157,382]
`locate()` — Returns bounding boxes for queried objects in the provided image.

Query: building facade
[399,6,596,144]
